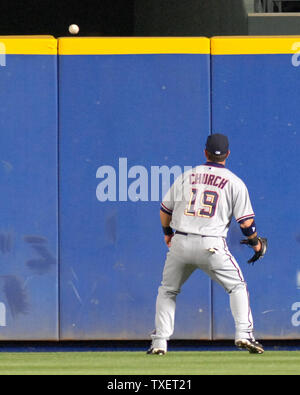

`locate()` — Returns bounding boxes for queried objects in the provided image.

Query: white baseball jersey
[161,162,254,237]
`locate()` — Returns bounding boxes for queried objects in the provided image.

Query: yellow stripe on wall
[3,35,300,56]
[58,37,211,55]
[0,36,57,55]
[211,36,300,55]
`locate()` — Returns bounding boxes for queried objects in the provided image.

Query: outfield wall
[0,36,299,340]
[58,37,212,340]
[211,36,300,339]
[0,37,59,339]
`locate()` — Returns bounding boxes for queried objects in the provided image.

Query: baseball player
[147,133,267,355]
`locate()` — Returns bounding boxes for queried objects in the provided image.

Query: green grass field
[0,350,299,375]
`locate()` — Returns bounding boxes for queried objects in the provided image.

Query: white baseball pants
[151,233,254,350]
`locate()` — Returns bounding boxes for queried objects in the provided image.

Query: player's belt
[175,231,209,237]
[175,231,188,236]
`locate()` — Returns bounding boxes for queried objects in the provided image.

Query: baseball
[69,24,80,35]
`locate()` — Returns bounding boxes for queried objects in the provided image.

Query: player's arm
[239,219,261,252]
[234,182,261,252]
[160,209,174,248]
[160,180,176,247]
[240,218,268,264]
[235,183,267,264]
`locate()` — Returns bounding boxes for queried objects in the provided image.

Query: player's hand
[164,234,174,248]
[252,239,261,252]
[240,237,268,265]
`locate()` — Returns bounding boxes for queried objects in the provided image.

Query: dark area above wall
[0,0,135,36]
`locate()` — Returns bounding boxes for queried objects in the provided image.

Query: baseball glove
[240,237,268,265]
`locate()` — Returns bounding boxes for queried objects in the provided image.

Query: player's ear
[226,150,230,159]
[204,149,209,159]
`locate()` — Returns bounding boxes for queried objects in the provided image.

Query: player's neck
[206,160,226,167]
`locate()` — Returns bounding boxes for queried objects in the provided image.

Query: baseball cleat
[146,347,166,355]
[235,338,264,354]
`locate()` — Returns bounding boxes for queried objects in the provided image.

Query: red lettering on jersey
[189,174,195,184]
[219,178,229,189]
[213,176,222,187]
[207,175,215,185]
[195,173,202,184]
[202,174,209,184]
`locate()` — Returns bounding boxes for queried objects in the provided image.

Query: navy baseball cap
[205,134,229,155]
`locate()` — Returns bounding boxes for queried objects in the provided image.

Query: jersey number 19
[184,189,219,218]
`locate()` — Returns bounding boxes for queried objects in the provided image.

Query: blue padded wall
[1,35,299,341]
[58,38,212,340]
[0,37,58,340]
[211,37,300,339]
